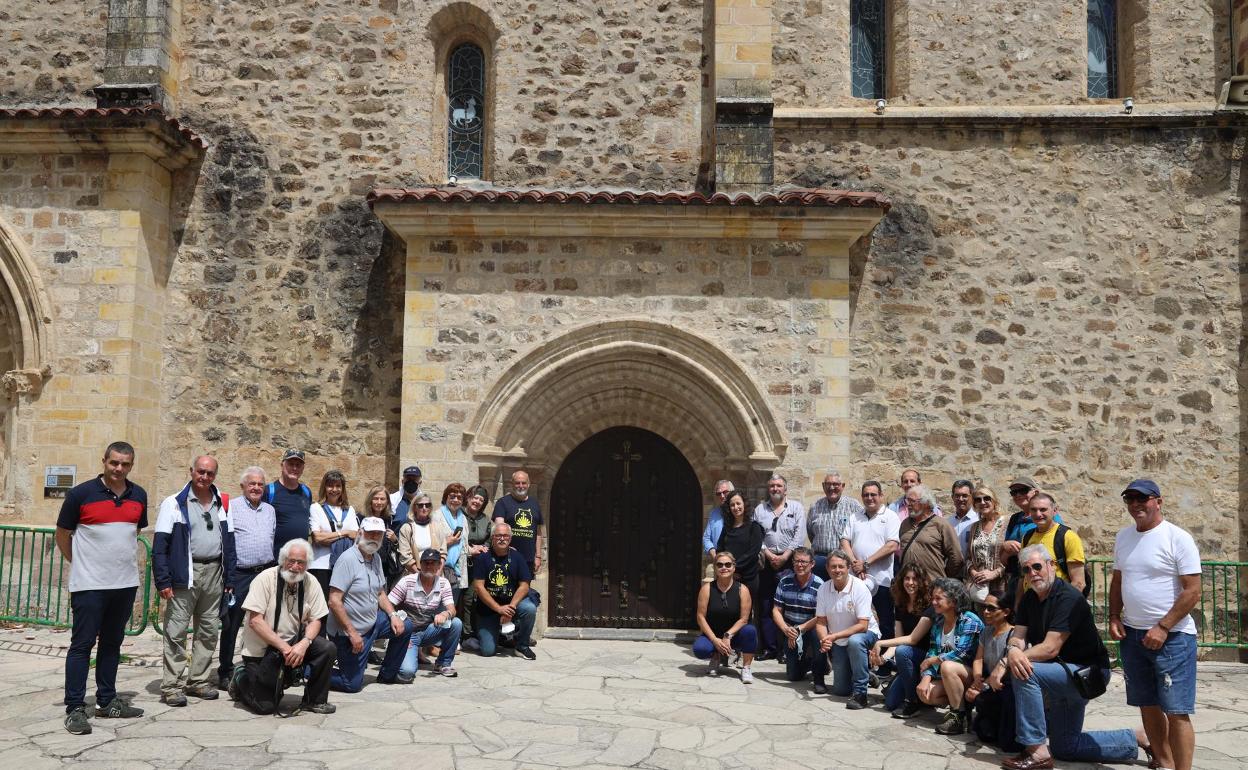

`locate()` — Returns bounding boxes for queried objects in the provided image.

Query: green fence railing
[0,525,152,636]
[1086,557,1246,660]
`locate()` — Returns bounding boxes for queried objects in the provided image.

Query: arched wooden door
[550,426,701,628]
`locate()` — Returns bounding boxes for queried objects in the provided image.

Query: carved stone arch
[0,219,54,396]
[428,2,500,181]
[466,319,787,472]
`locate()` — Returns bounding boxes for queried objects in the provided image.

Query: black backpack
[1024,523,1092,599]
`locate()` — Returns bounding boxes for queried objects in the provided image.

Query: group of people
[51,442,1203,770]
[54,442,546,733]
[695,470,1201,770]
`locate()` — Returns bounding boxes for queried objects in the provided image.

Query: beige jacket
[397,515,451,569]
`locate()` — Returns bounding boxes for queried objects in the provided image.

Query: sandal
[1142,742,1160,770]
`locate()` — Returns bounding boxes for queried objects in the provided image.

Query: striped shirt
[56,476,148,593]
[228,497,277,569]
[773,571,823,626]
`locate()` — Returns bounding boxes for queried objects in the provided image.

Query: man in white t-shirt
[814,549,881,710]
[1109,479,1201,770]
[840,480,901,639]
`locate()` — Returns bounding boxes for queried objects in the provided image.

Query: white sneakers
[708,654,722,677]
[740,666,754,684]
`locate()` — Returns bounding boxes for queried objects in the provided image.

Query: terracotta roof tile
[0,105,207,149]
[367,186,891,212]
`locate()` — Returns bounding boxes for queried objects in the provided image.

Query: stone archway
[466,318,786,474]
[0,221,55,513]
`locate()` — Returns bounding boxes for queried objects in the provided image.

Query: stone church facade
[1,1,1245,627]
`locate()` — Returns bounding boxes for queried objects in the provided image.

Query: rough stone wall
[775,124,1242,558]
[0,0,104,107]
[154,0,705,496]
[772,0,1231,108]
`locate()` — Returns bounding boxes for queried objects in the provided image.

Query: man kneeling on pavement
[230,538,336,714]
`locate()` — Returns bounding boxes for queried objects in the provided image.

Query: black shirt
[704,579,743,638]
[896,604,938,638]
[716,521,764,585]
[1016,578,1109,669]
[470,547,532,616]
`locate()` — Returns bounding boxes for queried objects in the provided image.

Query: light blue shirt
[702,506,725,555]
[949,510,979,556]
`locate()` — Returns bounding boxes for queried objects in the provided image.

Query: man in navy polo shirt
[55,441,148,735]
[266,448,312,558]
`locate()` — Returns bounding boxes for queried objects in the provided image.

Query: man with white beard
[230,538,336,714]
[327,517,414,691]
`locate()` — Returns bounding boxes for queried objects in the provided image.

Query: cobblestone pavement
[0,625,1245,769]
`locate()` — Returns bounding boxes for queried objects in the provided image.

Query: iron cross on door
[612,441,643,485]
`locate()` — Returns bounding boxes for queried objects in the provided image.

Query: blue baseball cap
[1121,479,1161,498]
[402,465,422,477]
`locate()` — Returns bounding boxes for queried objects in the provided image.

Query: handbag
[1057,658,1108,700]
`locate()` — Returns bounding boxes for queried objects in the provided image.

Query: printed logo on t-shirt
[487,561,511,598]
[513,509,534,532]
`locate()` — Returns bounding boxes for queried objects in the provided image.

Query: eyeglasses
[1122,493,1154,503]
[202,511,214,531]
[1022,562,1047,573]
[862,492,880,498]
[981,604,1003,613]
[415,502,433,509]
[714,562,734,569]
[973,496,993,503]
[792,560,813,567]
[715,489,731,497]
[1009,488,1031,496]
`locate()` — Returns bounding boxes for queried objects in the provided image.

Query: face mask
[280,569,301,585]
[403,479,419,494]
[358,539,381,555]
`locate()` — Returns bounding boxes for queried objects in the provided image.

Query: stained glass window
[1087,0,1118,99]
[447,43,485,179]
[851,0,886,100]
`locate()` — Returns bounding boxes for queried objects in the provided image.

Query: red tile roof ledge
[0,104,207,150]
[367,186,891,213]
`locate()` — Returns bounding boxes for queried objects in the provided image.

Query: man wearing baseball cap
[388,548,462,679]
[326,517,414,691]
[266,449,313,558]
[1109,479,1201,770]
[1000,477,1062,600]
[390,465,422,528]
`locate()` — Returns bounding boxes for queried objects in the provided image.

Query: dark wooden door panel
[551,427,701,628]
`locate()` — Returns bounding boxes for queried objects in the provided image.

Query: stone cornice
[774,103,1248,132]
[0,106,205,170]
[373,199,886,245]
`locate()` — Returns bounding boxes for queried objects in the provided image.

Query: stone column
[1236,0,1248,75]
[99,0,182,107]
[713,0,774,194]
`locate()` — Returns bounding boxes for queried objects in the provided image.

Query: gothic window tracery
[850,0,886,99]
[1087,0,1118,99]
[447,42,485,179]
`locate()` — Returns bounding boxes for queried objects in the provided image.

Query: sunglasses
[1122,493,1153,503]
[1009,488,1031,496]
[1022,562,1047,573]
[973,496,993,503]
[714,562,734,568]
[415,502,433,508]
[981,604,1003,613]
[202,511,214,531]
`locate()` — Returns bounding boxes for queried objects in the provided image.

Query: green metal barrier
[1087,557,1246,659]
[0,524,152,635]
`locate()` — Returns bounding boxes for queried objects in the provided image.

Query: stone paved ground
[0,625,1245,769]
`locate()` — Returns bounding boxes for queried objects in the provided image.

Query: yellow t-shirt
[1021,525,1085,593]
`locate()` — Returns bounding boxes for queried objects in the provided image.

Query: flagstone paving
[0,625,1244,768]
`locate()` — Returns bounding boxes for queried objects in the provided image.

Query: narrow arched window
[850,0,886,99]
[447,43,485,179]
[1087,0,1118,98]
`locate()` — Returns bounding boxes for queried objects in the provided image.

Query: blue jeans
[692,624,759,658]
[885,643,922,710]
[64,586,137,712]
[475,597,536,657]
[828,630,879,696]
[1120,628,1197,715]
[1013,661,1139,761]
[330,610,414,692]
[400,618,463,676]
[784,628,827,685]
